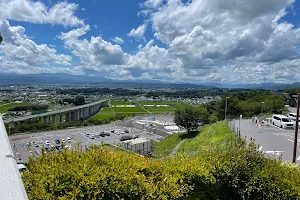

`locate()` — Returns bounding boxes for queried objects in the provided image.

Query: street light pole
[225,97,229,120]
[292,94,300,163]
[261,102,265,115]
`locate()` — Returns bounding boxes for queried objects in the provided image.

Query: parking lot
[230,119,300,164]
[9,115,170,163]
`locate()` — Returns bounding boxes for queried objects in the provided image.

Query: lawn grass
[91,107,115,120]
[91,113,116,120]
[111,101,135,105]
[153,132,185,158]
[112,107,147,113]
[0,102,31,113]
[144,106,176,113]
[178,122,236,154]
[100,107,114,113]
[138,102,193,113]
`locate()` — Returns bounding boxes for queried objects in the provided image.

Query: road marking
[258,146,263,151]
[297,156,300,161]
[265,151,285,156]
[288,139,294,143]
[271,132,279,136]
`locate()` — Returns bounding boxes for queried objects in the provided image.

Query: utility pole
[239,114,242,138]
[225,97,229,120]
[292,94,300,163]
[261,102,265,115]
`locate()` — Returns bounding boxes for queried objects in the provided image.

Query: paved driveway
[230,119,300,164]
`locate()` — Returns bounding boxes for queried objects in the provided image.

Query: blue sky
[1,0,300,84]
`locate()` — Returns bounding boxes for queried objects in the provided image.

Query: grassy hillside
[154,122,236,158]
[153,132,185,157]
[178,122,236,154]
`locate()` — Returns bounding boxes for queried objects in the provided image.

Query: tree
[74,95,85,106]
[174,107,208,134]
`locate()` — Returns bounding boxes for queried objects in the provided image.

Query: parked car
[67,137,71,143]
[111,130,115,133]
[45,141,50,146]
[124,130,129,133]
[100,132,106,137]
[120,135,133,141]
[272,114,294,129]
[90,135,95,139]
[55,139,61,145]
[105,132,110,136]
[62,139,66,143]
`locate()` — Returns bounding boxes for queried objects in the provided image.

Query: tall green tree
[174,107,209,134]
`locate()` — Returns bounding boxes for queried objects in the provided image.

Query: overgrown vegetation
[23,139,300,199]
[178,122,236,154]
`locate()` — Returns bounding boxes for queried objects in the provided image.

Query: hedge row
[23,142,300,200]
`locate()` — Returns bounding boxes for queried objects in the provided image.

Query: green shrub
[23,146,190,200]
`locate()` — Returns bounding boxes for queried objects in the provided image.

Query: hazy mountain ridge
[0,73,299,89]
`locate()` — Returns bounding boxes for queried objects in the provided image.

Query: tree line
[59,95,85,106]
[8,104,48,112]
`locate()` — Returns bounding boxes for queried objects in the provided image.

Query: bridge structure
[4,100,106,127]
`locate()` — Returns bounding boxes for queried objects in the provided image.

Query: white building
[122,138,152,155]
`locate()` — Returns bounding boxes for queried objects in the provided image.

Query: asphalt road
[230,119,300,164]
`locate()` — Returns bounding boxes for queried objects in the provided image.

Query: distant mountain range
[0,73,299,89]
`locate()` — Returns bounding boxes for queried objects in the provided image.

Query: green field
[100,107,114,113]
[143,106,175,113]
[112,106,147,113]
[139,102,193,113]
[91,113,115,120]
[111,101,135,105]
[91,107,115,120]
[0,102,31,113]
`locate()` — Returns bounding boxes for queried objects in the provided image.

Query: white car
[67,137,71,143]
[272,114,294,129]
[45,141,50,146]
[90,135,95,139]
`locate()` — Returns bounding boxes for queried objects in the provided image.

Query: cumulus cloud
[111,37,124,44]
[0,20,72,73]
[138,0,300,83]
[59,26,126,67]
[128,24,147,39]
[0,0,83,27]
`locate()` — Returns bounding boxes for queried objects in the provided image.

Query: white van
[272,114,294,129]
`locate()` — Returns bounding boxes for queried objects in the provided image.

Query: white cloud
[136,0,300,83]
[0,0,83,27]
[0,20,72,72]
[59,26,126,67]
[111,37,124,44]
[128,24,147,39]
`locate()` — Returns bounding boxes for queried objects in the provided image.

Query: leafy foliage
[23,140,300,199]
[23,146,189,200]
[8,104,48,111]
[174,107,209,133]
[206,91,286,119]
